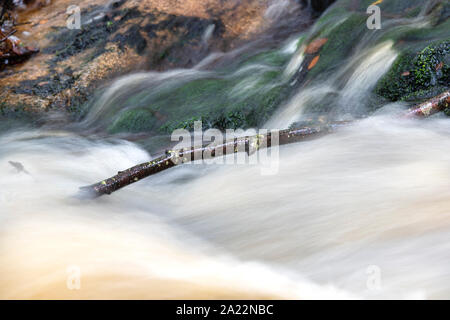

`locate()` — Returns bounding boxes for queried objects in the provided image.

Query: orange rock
[305,38,328,54]
[401,71,410,77]
[308,55,320,70]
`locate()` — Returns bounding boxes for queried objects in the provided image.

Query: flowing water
[1,1,450,299]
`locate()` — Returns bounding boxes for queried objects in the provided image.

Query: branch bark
[80,121,351,197]
[404,90,450,118]
[80,90,450,198]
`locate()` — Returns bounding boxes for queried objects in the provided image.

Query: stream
[1,0,449,299]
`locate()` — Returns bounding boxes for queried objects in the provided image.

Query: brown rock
[0,0,281,113]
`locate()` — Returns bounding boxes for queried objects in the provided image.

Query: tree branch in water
[80,90,450,198]
[404,90,450,118]
[80,121,351,198]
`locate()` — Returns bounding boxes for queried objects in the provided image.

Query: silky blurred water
[1,0,449,299]
[3,114,450,299]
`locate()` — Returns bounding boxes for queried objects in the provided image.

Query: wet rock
[376,41,449,102]
[0,0,281,116]
[107,66,291,135]
[373,0,450,103]
[311,0,336,13]
[299,0,336,14]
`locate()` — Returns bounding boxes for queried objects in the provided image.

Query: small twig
[14,21,32,26]
[0,29,17,42]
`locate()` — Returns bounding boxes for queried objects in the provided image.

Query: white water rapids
[3,112,450,299]
[1,33,450,299]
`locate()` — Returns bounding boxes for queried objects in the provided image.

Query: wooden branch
[79,121,351,198]
[404,90,450,118]
[80,90,450,198]
[0,29,16,42]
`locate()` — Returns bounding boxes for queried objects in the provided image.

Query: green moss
[312,6,348,33]
[159,84,286,133]
[160,116,202,132]
[375,53,414,101]
[307,13,367,79]
[414,46,438,87]
[123,57,290,132]
[402,85,448,102]
[100,60,288,135]
[108,108,157,134]
[240,50,289,68]
[405,6,422,19]
[375,40,449,102]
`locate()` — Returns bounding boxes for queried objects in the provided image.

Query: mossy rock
[160,84,286,132]
[240,50,290,68]
[306,13,367,79]
[108,108,158,134]
[375,40,449,102]
[101,46,290,134]
[103,71,287,134]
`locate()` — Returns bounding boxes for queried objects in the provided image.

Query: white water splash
[1,2,448,300]
[3,115,450,298]
[0,130,353,299]
[338,41,397,114]
[82,69,210,128]
[268,41,397,128]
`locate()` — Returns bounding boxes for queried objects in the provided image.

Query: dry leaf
[308,55,320,70]
[305,38,328,54]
